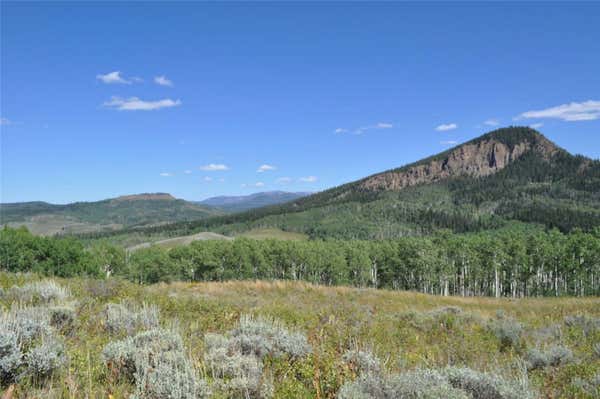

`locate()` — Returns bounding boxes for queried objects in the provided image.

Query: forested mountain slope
[0,193,223,235]
[81,127,600,241]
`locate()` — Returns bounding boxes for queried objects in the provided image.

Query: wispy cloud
[257,164,276,173]
[530,123,544,129]
[484,119,500,127]
[200,163,229,171]
[1,117,13,125]
[159,172,173,177]
[203,176,213,182]
[154,75,173,87]
[440,140,458,146]
[276,177,292,184]
[96,71,131,84]
[299,176,317,183]
[103,97,181,111]
[517,100,600,122]
[435,123,457,131]
[183,170,192,174]
[336,122,393,135]
[255,182,265,187]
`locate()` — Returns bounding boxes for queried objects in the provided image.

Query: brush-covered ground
[1,273,599,399]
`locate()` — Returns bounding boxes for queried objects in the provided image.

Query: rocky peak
[360,127,559,192]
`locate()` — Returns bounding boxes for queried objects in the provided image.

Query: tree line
[3,226,600,297]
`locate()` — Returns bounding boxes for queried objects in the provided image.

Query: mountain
[104,127,599,241]
[198,191,312,212]
[0,193,223,235]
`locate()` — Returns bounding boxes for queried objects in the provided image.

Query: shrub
[7,281,70,304]
[387,369,469,399]
[443,366,536,399]
[564,314,600,337]
[337,373,387,399]
[488,317,523,351]
[24,338,66,381]
[594,343,600,359]
[0,305,51,344]
[48,306,76,333]
[230,314,311,359]
[0,329,22,385]
[526,345,574,370]
[104,302,160,335]
[103,328,207,398]
[342,350,382,376]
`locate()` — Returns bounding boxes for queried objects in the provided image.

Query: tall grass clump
[102,328,209,398]
[103,301,160,335]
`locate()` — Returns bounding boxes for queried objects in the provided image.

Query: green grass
[236,228,308,241]
[1,273,599,398]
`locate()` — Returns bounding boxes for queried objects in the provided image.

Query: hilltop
[198,191,311,212]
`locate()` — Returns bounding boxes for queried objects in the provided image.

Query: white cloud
[299,176,317,183]
[103,97,181,111]
[96,71,131,84]
[257,164,276,173]
[1,117,12,125]
[203,176,213,182]
[530,123,544,129]
[200,163,229,171]
[484,119,499,127]
[517,100,600,122]
[336,122,393,135]
[159,172,173,177]
[440,140,458,146]
[276,177,292,184]
[435,123,457,131]
[241,183,247,188]
[255,182,265,187]
[183,170,192,174]
[219,178,225,182]
[154,75,173,87]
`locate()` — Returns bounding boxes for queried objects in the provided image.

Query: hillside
[198,191,311,212]
[0,193,223,235]
[89,127,599,242]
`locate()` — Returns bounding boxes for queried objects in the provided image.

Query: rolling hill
[197,191,311,212]
[90,127,599,242]
[0,193,223,235]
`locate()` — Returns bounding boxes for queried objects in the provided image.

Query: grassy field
[236,228,308,241]
[1,273,599,398]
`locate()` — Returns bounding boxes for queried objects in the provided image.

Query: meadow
[1,272,599,398]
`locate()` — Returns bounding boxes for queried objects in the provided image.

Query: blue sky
[1,2,599,204]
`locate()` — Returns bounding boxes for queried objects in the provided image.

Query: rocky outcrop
[360,136,558,192]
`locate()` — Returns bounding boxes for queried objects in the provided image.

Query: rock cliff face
[360,134,558,192]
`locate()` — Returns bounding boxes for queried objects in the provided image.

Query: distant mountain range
[110,126,599,240]
[0,193,222,235]
[197,191,311,212]
[0,191,312,236]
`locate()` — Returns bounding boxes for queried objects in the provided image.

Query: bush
[230,314,311,359]
[49,306,76,333]
[0,329,22,385]
[103,328,207,398]
[0,305,51,344]
[443,366,536,399]
[488,317,523,351]
[104,302,160,335]
[564,314,600,337]
[337,373,388,399]
[342,350,382,376]
[594,343,600,359]
[24,339,66,381]
[7,281,70,304]
[387,369,469,399]
[526,345,574,370]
